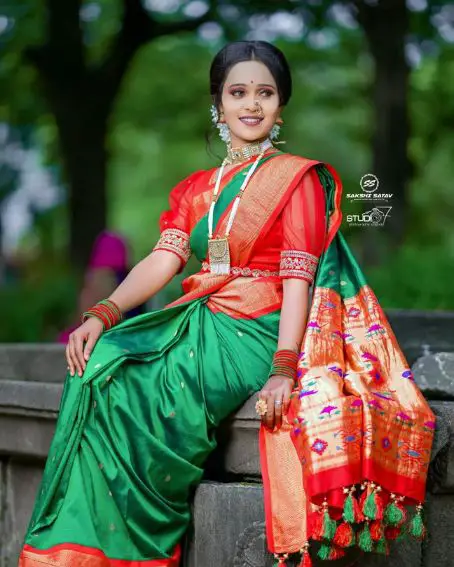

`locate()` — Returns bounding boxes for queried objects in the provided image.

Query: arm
[66,171,198,377]
[259,166,327,431]
[106,249,181,313]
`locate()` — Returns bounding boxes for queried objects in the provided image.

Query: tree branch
[26,0,84,78]
[97,0,217,106]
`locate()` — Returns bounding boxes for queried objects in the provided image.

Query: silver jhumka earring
[210,105,231,144]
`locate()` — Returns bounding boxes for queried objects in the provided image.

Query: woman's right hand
[66,317,104,377]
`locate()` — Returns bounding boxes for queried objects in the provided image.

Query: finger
[259,389,270,400]
[68,336,77,376]
[65,344,74,376]
[274,396,283,430]
[69,334,82,377]
[282,389,292,416]
[73,335,86,376]
[259,390,271,426]
[266,395,275,431]
[83,333,96,361]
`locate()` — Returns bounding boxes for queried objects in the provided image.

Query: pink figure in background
[57,231,142,344]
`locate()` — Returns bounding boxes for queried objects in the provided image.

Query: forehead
[224,60,276,86]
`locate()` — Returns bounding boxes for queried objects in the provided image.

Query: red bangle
[82,299,123,331]
[268,349,299,383]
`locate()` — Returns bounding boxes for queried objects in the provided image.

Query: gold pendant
[208,237,231,275]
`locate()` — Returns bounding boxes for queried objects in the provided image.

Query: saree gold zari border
[19,543,181,567]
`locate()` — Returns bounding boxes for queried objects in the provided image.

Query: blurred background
[0,0,453,342]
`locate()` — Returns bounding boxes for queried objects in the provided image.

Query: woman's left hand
[258,375,295,431]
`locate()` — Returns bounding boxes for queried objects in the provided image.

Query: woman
[19,41,434,567]
[57,230,144,344]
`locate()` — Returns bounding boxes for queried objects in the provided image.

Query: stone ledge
[1,375,452,492]
[1,309,453,384]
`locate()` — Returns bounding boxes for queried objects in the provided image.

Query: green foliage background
[1,2,454,341]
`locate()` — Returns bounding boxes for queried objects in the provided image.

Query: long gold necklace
[207,140,272,274]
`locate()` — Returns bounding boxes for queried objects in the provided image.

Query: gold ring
[255,398,268,416]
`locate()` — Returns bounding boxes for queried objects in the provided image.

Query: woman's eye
[231,89,244,97]
[260,89,274,97]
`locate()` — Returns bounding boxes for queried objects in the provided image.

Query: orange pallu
[260,165,435,565]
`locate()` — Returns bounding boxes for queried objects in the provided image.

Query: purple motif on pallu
[369,369,383,384]
[407,450,421,458]
[328,365,344,377]
[294,428,301,435]
[366,324,385,338]
[342,332,354,343]
[308,321,321,331]
[362,352,378,362]
[347,306,361,318]
[397,412,411,421]
[382,437,392,451]
[401,369,414,380]
[299,389,318,398]
[311,438,328,455]
[351,399,363,407]
[373,391,393,400]
[332,330,342,338]
[297,367,308,379]
[368,399,383,410]
[424,420,436,430]
[320,405,338,415]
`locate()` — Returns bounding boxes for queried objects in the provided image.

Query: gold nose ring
[254,101,264,116]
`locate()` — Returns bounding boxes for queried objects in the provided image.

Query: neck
[226,138,274,165]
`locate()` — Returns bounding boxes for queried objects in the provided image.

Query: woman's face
[219,60,282,148]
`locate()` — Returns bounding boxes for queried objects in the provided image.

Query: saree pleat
[21,298,281,565]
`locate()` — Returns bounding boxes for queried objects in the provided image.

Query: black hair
[209,40,293,110]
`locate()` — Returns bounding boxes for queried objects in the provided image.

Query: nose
[244,99,263,116]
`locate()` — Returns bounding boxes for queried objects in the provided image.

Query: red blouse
[153,163,327,285]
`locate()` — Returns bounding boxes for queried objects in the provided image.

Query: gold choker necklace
[226,138,273,165]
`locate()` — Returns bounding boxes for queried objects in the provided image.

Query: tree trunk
[25,0,213,270]
[356,0,411,266]
[61,118,108,269]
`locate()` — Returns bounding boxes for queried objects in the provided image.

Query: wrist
[82,299,123,331]
[270,373,297,386]
[268,349,299,385]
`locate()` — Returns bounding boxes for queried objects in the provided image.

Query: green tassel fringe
[375,538,388,555]
[363,491,377,520]
[317,543,331,561]
[343,492,355,524]
[358,523,373,552]
[384,501,404,526]
[322,508,337,541]
[409,512,425,539]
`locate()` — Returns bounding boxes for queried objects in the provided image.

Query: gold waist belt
[200,262,279,278]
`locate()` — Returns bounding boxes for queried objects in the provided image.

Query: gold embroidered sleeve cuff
[279,250,319,284]
[153,228,191,264]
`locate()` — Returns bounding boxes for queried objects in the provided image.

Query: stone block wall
[1,309,454,566]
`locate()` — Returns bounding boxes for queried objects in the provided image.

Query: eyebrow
[227,83,276,88]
